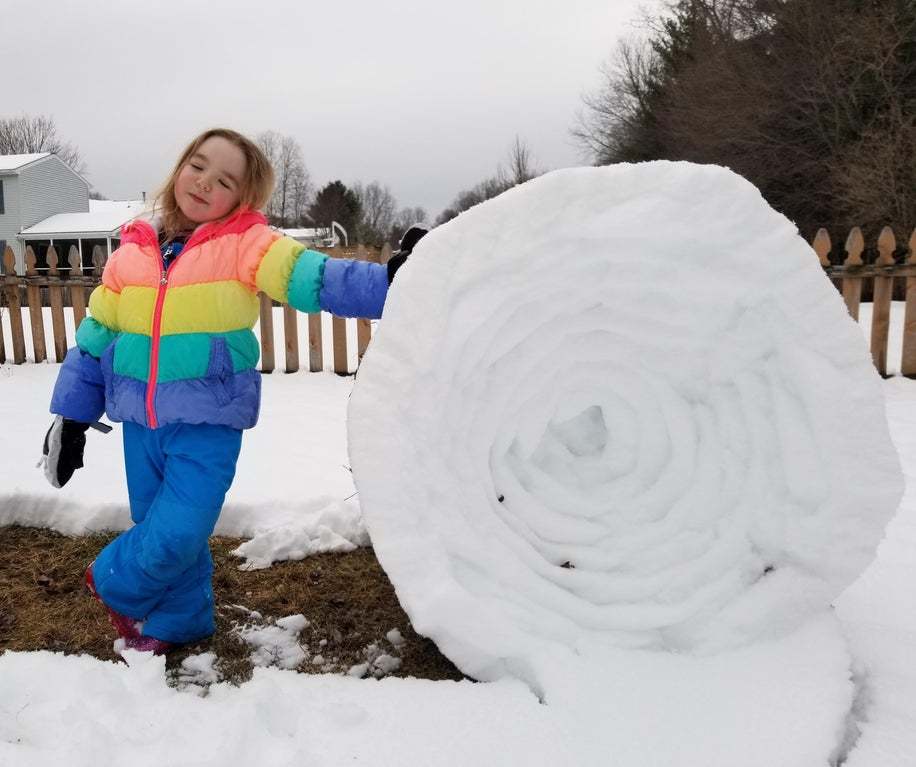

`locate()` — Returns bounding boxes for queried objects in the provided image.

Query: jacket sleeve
[49,261,122,422]
[239,226,390,319]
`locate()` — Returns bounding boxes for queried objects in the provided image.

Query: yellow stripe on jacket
[117,282,260,336]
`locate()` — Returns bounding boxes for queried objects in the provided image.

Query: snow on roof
[282,227,331,239]
[88,199,147,215]
[0,153,50,172]
[20,205,150,238]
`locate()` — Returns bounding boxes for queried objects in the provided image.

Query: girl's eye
[190,164,203,171]
[219,180,231,189]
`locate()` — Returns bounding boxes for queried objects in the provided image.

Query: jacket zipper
[127,212,265,427]
[145,245,178,428]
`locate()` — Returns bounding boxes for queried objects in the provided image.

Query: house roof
[88,199,147,216]
[282,227,329,239]
[281,228,341,247]
[0,153,51,173]
[20,202,149,239]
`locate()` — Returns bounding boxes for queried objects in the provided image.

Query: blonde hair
[154,128,275,240]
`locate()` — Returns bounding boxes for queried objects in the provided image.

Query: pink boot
[84,563,142,640]
[122,634,176,655]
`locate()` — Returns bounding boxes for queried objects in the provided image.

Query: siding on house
[20,155,88,227]
[0,175,23,273]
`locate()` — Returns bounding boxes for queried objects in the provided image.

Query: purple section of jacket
[101,338,262,430]
[320,258,389,320]
[50,347,107,424]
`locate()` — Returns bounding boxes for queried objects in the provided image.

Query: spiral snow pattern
[347,163,902,682]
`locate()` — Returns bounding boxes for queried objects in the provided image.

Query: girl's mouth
[189,193,208,205]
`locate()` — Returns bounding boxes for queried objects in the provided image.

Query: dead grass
[0,526,465,686]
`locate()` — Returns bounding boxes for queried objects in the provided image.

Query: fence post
[259,293,275,373]
[870,227,896,376]
[24,246,47,363]
[47,246,67,361]
[332,315,348,375]
[811,228,841,295]
[841,227,865,320]
[68,246,87,330]
[283,303,299,373]
[91,245,107,276]
[811,229,831,267]
[902,228,916,377]
[1,247,26,363]
[308,313,323,372]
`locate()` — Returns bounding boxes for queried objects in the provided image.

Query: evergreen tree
[307,181,361,243]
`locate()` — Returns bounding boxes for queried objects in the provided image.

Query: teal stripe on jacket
[287,250,328,314]
[75,316,118,359]
[113,329,261,383]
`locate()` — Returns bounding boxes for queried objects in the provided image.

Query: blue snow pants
[92,422,243,644]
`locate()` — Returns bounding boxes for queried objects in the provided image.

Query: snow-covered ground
[1,355,914,765]
[0,361,365,568]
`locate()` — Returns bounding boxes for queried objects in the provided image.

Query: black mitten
[40,416,90,488]
[387,225,429,284]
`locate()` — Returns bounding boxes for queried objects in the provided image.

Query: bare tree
[824,3,916,234]
[498,135,540,185]
[353,181,399,246]
[832,115,916,235]
[256,130,311,226]
[574,0,916,236]
[390,206,429,247]
[0,114,84,172]
[572,38,667,164]
[436,136,542,225]
[290,174,312,226]
[256,131,279,178]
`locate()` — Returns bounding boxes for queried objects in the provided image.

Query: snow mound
[347,162,903,683]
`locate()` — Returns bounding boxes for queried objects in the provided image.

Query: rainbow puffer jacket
[50,210,389,430]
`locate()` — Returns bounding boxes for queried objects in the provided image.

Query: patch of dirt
[0,526,465,687]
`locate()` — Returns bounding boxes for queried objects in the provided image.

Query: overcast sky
[4,0,652,219]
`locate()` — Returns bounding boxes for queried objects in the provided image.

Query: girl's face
[174,136,247,225]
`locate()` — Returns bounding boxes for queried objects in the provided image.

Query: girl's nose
[197,178,211,192]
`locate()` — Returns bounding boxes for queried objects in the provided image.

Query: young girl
[41,128,409,653]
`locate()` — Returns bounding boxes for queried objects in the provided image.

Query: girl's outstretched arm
[239,226,403,320]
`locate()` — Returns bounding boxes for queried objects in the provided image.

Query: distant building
[281,227,341,249]
[19,199,148,272]
[0,153,90,274]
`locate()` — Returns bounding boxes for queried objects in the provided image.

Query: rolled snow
[347,162,903,682]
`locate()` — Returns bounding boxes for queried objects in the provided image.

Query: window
[0,179,4,214]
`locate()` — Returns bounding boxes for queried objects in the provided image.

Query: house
[19,199,147,273]
[0,153,90,274]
